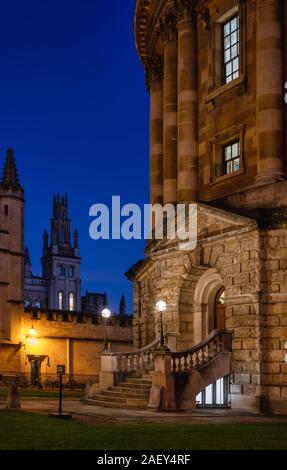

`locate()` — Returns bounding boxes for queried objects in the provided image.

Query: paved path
[1,397,287,426]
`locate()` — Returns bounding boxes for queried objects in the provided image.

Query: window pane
[231,17,237,32]
[196,393,203,405]
[233,158,240,171]
[59,292,63,310]
[224,49,231,62]
[233,58,239,72]
[69,293,75,312]
[216,379,224,405]
[231,31,238,45]
[225,146,231,161]
[233,70,239,80]
[231,45,238,59]
[224,36,230,48]
[232,142,239,156]
[226,62,232,76]
[226,161,232,174]
[224,22,230,37]
[205,384,213,405]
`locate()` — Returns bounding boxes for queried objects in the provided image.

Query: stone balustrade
[114,338,160,375]
[171,330,233,374]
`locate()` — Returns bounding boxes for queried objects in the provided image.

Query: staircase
[88,330,233,411]
[86,375,152,410]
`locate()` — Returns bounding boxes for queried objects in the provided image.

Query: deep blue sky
[0,0,149,313]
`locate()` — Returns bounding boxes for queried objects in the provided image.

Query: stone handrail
[171,329,233,374]
[113,337,161,374]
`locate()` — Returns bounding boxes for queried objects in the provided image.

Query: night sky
[0,0,149,313]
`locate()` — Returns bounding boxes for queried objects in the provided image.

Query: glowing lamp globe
[102,308,111,319]
[156,301,167,313]
[28,325,37,337]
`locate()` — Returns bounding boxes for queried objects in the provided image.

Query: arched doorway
[214,287,226,330]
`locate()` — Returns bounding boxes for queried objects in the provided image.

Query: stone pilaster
[177,0,199,203]
[255,0,285,184]
[158,12,178,205]
[146,57,164,205]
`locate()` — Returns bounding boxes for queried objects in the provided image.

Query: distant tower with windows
[41,194,81,311]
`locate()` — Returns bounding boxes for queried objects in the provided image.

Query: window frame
[209,123,245,184]
[222,14,240,85]
[222,139,241,175]
[205,0,247,104]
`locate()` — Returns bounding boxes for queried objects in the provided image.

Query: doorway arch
[193,269,224,344]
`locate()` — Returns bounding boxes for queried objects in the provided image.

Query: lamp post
[156,300,167,348]
[102,308,111,351]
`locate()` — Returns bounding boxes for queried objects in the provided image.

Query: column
[147,57,164,205]
[255,0,285,184]
[160,14,178,204]
[177,6,199,202]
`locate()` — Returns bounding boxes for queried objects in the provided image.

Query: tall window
[58,291,63,310]
[223,15,239,84]
[69,293,75,312]
[223,140,240,175]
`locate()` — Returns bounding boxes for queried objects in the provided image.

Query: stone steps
[86,375,152,410]
[85,398,148,410]
[92,392,147,406]
[117,381,151,390]
[105,389,150,399]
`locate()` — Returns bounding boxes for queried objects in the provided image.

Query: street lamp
[156,300,167,347]
[28,325,36,338]
[102,308,111,351]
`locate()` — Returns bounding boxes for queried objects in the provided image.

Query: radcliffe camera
[0,0,287,462]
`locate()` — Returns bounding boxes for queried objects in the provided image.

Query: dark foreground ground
[0,408,287,450]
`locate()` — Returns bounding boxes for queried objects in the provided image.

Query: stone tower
[0,148,24,341]
[41,194,81,311]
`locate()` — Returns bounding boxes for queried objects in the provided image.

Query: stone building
[0,150,133,383]
[24,194,108,314]
[124,0,287,413]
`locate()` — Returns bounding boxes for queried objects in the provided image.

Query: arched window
[69,293,75,312]
[58,291,63,310]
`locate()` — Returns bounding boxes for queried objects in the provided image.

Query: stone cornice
[134,0,198,63]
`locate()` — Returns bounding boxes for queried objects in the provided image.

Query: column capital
[176,0,194,24]
[157,10,177,44]
[145,55,163,90]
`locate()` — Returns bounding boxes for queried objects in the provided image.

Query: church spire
[24,247,32,277]
[24,247,31,266]
[119,294,126,315]
[1,148,22,191]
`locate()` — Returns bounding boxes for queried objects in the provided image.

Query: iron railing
[0,371,98,390]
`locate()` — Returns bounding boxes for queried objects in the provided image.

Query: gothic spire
[1,148,22,191]
[24,247,31,266]
[119,294,126,315]
[74,229,79,249]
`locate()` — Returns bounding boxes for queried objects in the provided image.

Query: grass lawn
[0,388,83,398]
[0,410,287,450]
